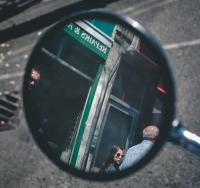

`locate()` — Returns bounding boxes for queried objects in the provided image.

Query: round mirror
[23,9,175,181]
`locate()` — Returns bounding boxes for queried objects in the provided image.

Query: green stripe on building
[70,64,104,166]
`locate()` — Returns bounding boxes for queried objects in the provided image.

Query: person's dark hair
[100,145,119,172]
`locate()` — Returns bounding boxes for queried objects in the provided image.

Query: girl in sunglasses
[100,145,124,173]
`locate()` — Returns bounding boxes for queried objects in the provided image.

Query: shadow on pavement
[0,0,42,23]
[0,0,119,43]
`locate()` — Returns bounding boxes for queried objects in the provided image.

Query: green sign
[88,19,115,37]
[64,23,110,60]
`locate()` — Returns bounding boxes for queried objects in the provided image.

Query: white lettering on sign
[74,27,80,35]
[80,32,108,54]
[67,24,73,30]
[65,24,109,57]
[101,46,107,53]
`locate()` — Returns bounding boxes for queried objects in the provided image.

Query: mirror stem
[170,119,200,157]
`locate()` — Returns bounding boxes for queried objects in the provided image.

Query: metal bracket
[170,119,200,157]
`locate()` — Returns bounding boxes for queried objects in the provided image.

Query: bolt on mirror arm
[170,119,200,157]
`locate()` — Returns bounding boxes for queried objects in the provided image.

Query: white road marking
[7,44,34,57]
[119,0,159,14]
[164,38,200,50]
[121,0,178,15]
[0,72,24,81]
[42,0,53,2]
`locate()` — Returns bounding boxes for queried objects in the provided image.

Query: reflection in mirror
[24,17,167,174]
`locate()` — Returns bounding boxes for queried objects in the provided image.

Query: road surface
[0,0,200,187]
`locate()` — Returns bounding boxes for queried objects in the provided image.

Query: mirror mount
[170,119,200,157]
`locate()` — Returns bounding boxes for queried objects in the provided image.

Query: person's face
[113,148,123,164]
[29,68,40,86]
[31,68,40,81]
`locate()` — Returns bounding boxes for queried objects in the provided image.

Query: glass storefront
[28,24,107,164]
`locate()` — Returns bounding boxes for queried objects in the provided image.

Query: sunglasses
[115,152,124,158]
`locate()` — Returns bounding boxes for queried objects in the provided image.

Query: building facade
[27,18,166,172]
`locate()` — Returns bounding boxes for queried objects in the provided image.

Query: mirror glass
[23,16,168,176]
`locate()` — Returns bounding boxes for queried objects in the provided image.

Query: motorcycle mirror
[23,9,200,181]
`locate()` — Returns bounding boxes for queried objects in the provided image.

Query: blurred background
[0,0,200,187]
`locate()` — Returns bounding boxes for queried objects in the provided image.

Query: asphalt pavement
[0,0,200,188]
